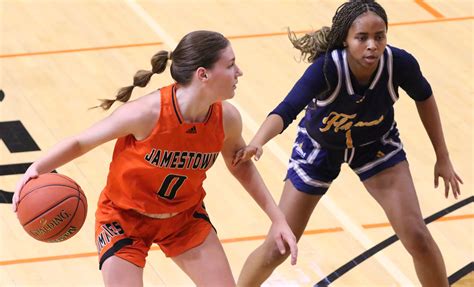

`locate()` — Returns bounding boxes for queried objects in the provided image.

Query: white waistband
[135,210,180,219]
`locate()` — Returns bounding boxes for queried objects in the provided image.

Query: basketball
[17,173,88,243]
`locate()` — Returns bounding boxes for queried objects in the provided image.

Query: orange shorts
[94,192,213,269]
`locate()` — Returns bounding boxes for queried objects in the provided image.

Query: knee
[402,226,435,257]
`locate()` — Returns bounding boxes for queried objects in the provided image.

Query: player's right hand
[12,168,39,213]
[232,145,263,166]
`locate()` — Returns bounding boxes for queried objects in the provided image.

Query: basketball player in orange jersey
[12,30,297,287]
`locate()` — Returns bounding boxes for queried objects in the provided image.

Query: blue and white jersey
[271,45,432,149]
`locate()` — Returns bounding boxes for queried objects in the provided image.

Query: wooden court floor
[0,0,472,286]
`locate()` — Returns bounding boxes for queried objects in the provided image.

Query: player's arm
[233,59,330,165]
[30,97,155,174]
[415,95,462,198]
[220,101,297,264]
[13,92,160,210]
[232,114,285,165]
[398,49,463,199]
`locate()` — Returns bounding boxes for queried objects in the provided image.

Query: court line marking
[314,196,474,286]
[0,215,470,266]
[363,213,474,229]
[414,0,444,19]
[0,227,344,266]
[0,42,164,58]
[448,262,474,285]
[1,16,472,59]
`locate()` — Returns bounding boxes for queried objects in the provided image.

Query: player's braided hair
[288,0,388,99]
[96,31,229,110]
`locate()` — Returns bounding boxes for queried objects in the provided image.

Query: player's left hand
[434,157,463,199]
[268,217,298,265]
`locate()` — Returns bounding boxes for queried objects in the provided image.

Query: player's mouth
[363,54,379,64]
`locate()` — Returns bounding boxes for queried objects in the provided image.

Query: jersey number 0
[157,174,187,200]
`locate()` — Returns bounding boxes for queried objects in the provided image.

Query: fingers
[232,151,251,166]
[12,174,38,212]
[444,178,449,198]
[450,180,457,199]
[232,150,244,166]
[439,172,464,200]
[13,179,25,212]
[452,172,463,199]
[435,164,463,200]
[286,235,298,265]
[455,172,463,198]
[12,191,19,212]
[254,147,263,161]
[452,177,460,199]
[12,183,25,213]
[275,236,298,265]
[233,147,261,166]
[275,236,286,256]
[275,234,297,265]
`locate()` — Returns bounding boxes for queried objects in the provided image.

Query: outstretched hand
[12,167,39,212]
[434,157,462,199]
[232,145,263,166]
[269,218,298,265]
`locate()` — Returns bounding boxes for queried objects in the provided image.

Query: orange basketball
[17,173,88,243]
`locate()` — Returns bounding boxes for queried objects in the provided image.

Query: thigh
[157,202,213,258]
[95,193,150,269]
[279,180,323,240]
[351,124,406,181]
[171,230,235,287]
[101,255,144,287]
[363,161,426,235]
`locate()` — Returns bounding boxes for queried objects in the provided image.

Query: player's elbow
[65,137,93,158]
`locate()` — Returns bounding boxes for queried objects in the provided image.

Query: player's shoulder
[105,89,162,140]
[136,89,161,112]
[311,51,337,69]
[222,101,241,120]
[304,50,338,79]
[221,101,242,139]
[386,45,424,78]
[387,45,419,65]
[117,89,161,121]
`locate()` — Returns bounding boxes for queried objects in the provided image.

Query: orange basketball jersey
[102,84,225,214]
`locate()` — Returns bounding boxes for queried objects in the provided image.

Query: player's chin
[361,56,379,68]
[227,87,236,99]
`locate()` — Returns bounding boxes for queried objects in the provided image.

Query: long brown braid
[288,0,388,100]
[96,30,229,110]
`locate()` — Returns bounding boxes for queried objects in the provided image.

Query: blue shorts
[286,122,406,195]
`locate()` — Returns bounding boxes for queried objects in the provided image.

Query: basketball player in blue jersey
[235,1,462,286]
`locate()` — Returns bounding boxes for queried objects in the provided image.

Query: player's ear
[197,67,208,81]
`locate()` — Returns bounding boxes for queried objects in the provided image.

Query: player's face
[206,45,243,100]
[345,12,387,72]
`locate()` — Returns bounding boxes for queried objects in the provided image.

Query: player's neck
[175,85,213,123]
[347,56,379,86]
